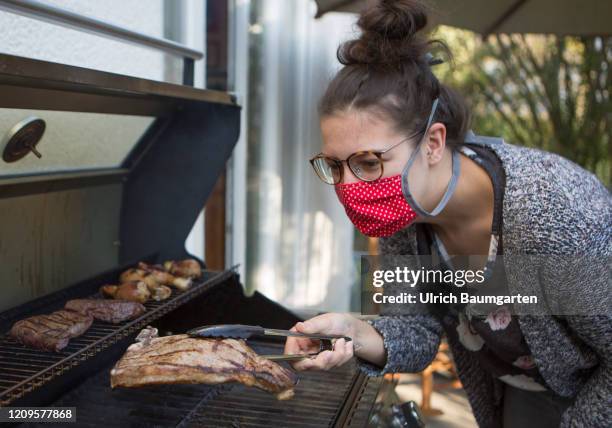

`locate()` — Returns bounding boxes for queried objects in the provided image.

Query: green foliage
[433,27,611,186]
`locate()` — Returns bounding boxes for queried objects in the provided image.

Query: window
[0,109,154,177]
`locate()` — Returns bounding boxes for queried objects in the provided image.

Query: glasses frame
[309,129,423,185]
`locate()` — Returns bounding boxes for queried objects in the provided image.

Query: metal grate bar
[192,407,337,422]
[0,269,236,406]
[178,341,363,428]
[0,361,49,371]
[208,394,345,409]
[31,339,371,428]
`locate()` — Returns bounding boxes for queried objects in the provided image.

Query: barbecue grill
[0,6,395,426]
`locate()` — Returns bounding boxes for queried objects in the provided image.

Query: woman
[283,1,611,427]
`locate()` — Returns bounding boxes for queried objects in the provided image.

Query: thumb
[296,317,329,334]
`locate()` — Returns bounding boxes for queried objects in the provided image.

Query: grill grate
[180,371,356,427]
[0,269,236,406]
[24,341,378,428]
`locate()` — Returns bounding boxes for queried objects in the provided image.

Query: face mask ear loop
[401,98,462,218]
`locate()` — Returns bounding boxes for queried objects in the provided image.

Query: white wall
[0,0,208,260]
[0,0,167,81]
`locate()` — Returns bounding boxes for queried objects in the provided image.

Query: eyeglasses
[309,129,423,185]
[310,98,440,185]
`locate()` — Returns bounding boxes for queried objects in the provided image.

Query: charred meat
[121,267,190,291]
[65,299,145,324]
[110,334,297,400]
[163,259,202,279]
[149,285,172,301]
[100,281,151,303]
[9,310,94,352]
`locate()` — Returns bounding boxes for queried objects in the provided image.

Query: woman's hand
[284,313,386,371]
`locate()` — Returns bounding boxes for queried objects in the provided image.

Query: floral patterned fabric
[453,308,548,391]
[360,136,611,428]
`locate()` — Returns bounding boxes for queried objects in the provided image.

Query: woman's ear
[425,122,447,164]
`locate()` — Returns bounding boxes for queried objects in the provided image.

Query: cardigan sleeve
[559,314,612,427]
[356,315,443,376]
[355,224,444,376]
[533,175,612,427]
[549,255,612,428]
[498,145,612,427]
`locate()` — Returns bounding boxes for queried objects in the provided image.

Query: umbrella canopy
[314,0,611,37]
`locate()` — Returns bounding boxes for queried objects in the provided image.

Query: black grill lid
[0,53,241,284]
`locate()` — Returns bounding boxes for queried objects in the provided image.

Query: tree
[435,27,611,186]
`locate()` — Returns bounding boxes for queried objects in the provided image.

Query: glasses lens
[311,157,341,184]
[348,152,383,181]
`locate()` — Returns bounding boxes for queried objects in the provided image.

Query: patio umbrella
[314,0,611,37]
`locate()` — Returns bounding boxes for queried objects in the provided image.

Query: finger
[283,337,301,354]
[291,352,331,371]
[292,345,349,371]
[289,324,312,348]
[308,350,338,370]
[334,338,353,368]
[344,338,354,359]
[292,322,324,351]
[326,339,354,369]
[298,338,320,352]
[295,317,329,334]
[290,325,313,349]
[286,325,316,351]
[290,356,317,371]
[284,336,319,354]
[327,339,349,368]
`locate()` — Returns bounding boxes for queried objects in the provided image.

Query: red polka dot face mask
[326,98,462,237]
[334,174,417,237]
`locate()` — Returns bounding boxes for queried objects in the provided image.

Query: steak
[110,334,298,400]
[65,299,146,324]
[9,310,94,352]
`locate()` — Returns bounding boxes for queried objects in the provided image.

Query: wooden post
[205,172,227,270]
[204,0,229,271]
[367,237,379,255]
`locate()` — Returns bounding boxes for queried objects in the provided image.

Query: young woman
[283,1,611,427]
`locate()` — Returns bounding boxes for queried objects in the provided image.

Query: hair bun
[363,0,428,39]
[338,0,430,66]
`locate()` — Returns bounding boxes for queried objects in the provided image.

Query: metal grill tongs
[186,324,352,361]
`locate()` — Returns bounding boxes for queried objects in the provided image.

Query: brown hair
[318,0,470,148]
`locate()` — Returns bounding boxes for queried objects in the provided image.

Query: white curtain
[241,1,359,312]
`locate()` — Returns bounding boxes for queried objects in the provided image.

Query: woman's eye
[361,161,379,169]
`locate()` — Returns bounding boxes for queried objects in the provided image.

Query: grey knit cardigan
[357,140,612,427]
